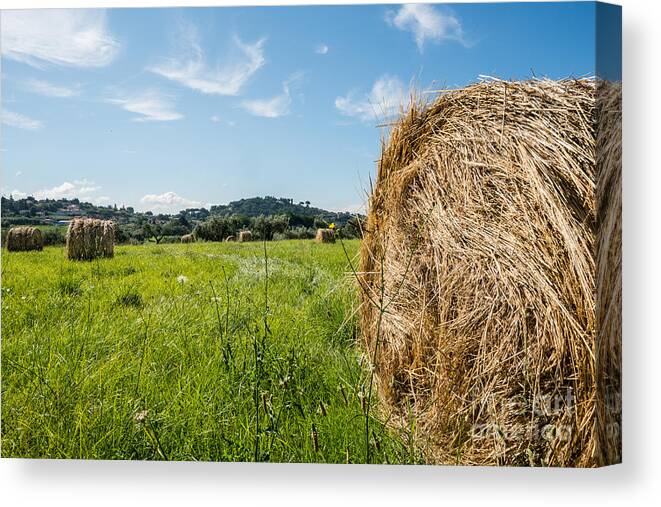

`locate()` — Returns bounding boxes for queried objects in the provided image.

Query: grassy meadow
[1,240,421,463]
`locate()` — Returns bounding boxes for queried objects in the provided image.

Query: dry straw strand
[65,218,115,260]
[5,226,44,252]
[594,80,622,466]
[359,78,621,467]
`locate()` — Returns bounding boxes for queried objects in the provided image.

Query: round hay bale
[238,231,252,242]
[225,235,236,242]
[181,233,195,243]
[359,78,621,467]
[594,80,622,467]
[5,226,43,252]
[315,228,335,243]
[66,218,115,261]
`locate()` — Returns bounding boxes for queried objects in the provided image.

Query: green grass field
[1,240,420,463]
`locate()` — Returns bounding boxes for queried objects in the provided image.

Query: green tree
[143,222,166,244]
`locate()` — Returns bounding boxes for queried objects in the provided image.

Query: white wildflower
[134,409,149,424]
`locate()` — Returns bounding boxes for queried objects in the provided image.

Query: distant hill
[210,196,357,223]
[1,194,365,245]
[1,195,362,228]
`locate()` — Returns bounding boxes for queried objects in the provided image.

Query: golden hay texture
[181,233,195,243]
[65,218,115,261]
[359,78,621,467]
[315,228,336,243]
[5,226,43,252]
[594,81,622,466]
[238,231,252,242]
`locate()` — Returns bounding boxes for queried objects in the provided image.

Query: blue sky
[1,2,602,214]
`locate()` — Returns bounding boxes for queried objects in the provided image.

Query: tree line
[1,195,364,245]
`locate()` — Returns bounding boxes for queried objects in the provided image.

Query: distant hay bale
[238,231,252,242]
[5,226,43,252]
[359,78,621,467]
[181,233,195,243]
[315,228,335,243]
[65,218,115,261]
[225,235,236,242]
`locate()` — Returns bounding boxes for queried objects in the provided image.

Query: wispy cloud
[75,179,102,195]
[149,23,265,96]
[140,191,203,213]
[335,75,406,123]
[315,44,329,55]
[2,179,108,203]
[34,182,76,199]
[386,4,465,52]
[241,93,290,118]
[1,109,44,130]
[25,79,80,98]
[107,91,183,122]
[1,9,120,68]
[210,115,238,128]
[29,179,100,200]
[1,188,28,199]
[241,73,303,118]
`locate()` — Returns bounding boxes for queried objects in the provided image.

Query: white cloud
[241,88,291,118]
[77,183,101,194]
[335,75,406,123]
[386,4,465,52]
[30,179,100,200]
[15,171,23,176]
[2,109,43,130]
[2,180,109,203]
[1,9,119,68]
[26,79,80,98]
[315,44,329,55]
[1,188,28,199]
[240,73,303,118]
[149,24,265,96]
[107,91,183,122]
[210,115,237,127]
[140,191,202,213]
[34,182,76,199]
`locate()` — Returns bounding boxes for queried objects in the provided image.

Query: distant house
[58,204,81,216]
[56,220,71,226]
